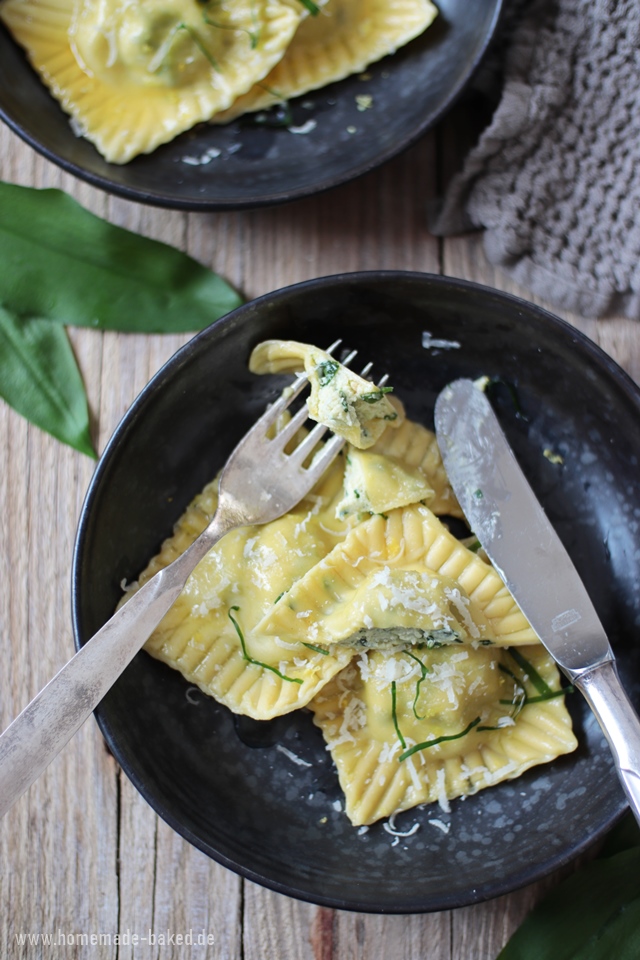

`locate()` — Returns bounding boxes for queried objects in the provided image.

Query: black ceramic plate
[0,0,502,209]
[72,273,640,913]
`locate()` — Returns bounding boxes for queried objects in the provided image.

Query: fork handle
[0,509,236,819]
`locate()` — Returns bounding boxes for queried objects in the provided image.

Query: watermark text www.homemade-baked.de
[14,928,215,947]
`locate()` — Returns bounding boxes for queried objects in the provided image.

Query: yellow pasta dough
[368,413,464,517]
[0,0,305,162]
[214,0,439,122]
[130,456,354,720]
[309,644,577,824]
[335,446,435,518]
[119,341,575,825]
[255,506,538,649]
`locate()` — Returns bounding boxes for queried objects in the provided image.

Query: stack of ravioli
[0,0,438,163]
[123,340,577,827]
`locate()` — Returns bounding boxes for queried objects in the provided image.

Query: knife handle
[574,660,640,825]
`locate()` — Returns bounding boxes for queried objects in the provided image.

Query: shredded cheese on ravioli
[118,340,577,826]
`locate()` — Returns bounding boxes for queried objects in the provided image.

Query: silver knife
[434,377,640,824]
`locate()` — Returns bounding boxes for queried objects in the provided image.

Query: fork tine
[341,348,358,367]
[287,420,329,466]
[304,434,346,480]
[270,397,312,448]
[359,361,373,378]
[256,373,308,428]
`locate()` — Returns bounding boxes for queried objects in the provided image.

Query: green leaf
[0,306,96,457]
[0,182,242,333]
[497,842,640,960]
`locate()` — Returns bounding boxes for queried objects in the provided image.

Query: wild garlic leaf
[0,182,242,333]
[0,306,95,458]
[498,824,640,960]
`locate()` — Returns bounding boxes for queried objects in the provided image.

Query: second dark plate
[0,0,502,209]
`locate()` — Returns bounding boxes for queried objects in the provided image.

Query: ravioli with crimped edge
[213,0,439,123]
[254,506,539,649]
[309,644,577,825]
[118,338,576,824]
[0,0,307,163]
[124,454,354,720]
[1,0,439,162]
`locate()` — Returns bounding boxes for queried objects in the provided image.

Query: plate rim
[0,0,504,210]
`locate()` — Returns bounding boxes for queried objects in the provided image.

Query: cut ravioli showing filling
[214,0,439,122]
[336,446,435,518]
[368,413,463,517]
[249,339,402,448]
[255,506,538,648]
[309,644,577,825]
[0,0,305,162]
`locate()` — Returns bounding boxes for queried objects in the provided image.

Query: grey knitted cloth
[433,0,640,320]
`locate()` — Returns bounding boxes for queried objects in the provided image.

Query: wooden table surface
[1,100,637,959]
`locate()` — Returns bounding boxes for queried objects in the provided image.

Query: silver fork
[0,346,368,818]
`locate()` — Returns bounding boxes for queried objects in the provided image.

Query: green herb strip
[360,387,394,404]
[508,648,553,696]
[404,652,430,720]
[467,539,482,553]
[201,10,259,50]
[274,592,285,604]
[399,717,481,762]
[197,0,261,48]
[298,0,320,13]
[228,607,302,684]
[391,681,407,750]
[177,23,220,69]
[316,360,339,386]
[496,662,528,723]
[301,642,329,656]
[498,658,571,713]
[523,687,574,704]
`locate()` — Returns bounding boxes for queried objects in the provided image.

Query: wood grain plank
[239,132,440,300]
[243,885,452,960]
[4,76,634,960]
[116,788,242,960]
[0,129,122,960]
[1,124,124,960]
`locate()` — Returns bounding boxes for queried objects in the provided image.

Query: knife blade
[435,377,640,823]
